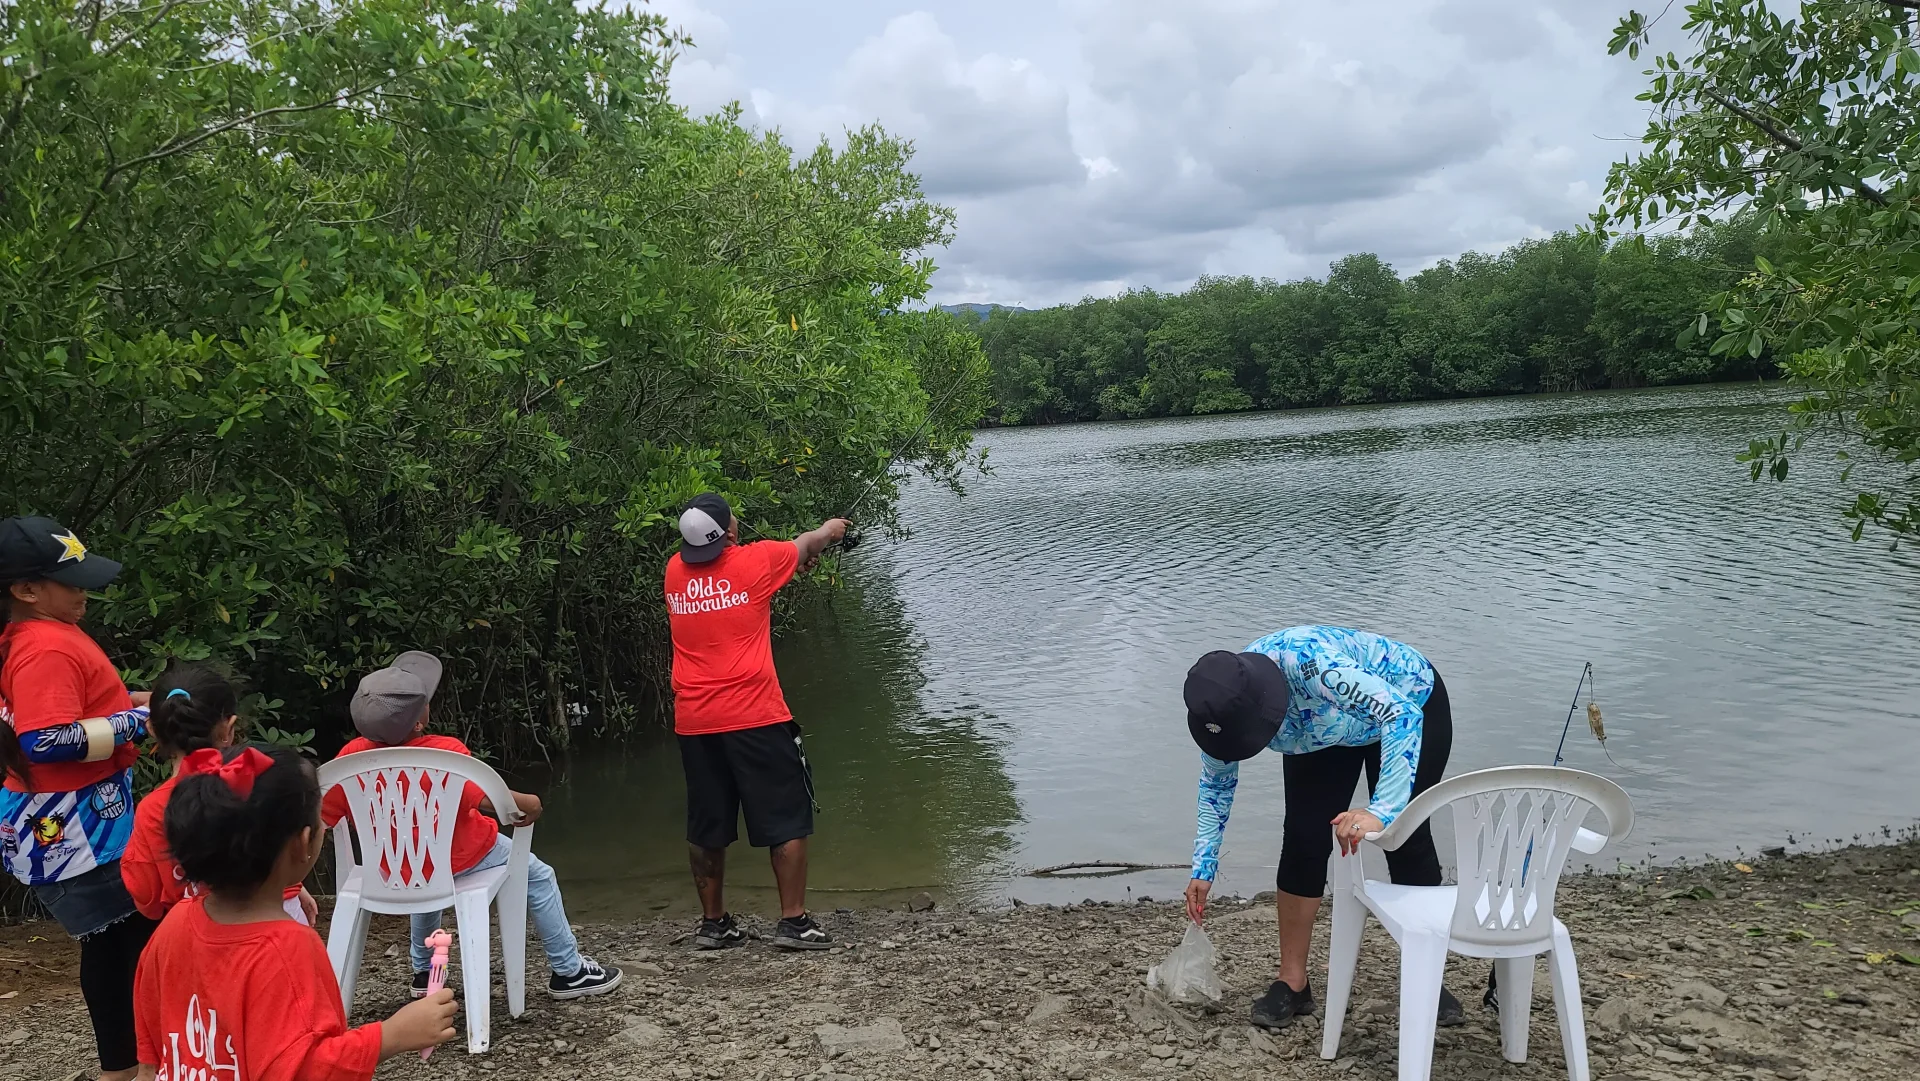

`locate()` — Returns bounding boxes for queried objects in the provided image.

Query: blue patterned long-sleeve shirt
[1191,626,1436,881]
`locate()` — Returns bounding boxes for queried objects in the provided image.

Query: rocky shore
[5,839,1918,1081]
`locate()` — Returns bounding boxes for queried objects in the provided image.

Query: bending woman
[1181,624,1464,1031]
[0,516,153,1081]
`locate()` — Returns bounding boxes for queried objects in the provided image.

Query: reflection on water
[532,385,1920,920]
[525,574,1020,921]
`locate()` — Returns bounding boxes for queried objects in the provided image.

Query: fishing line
[1551,661,1635,772]
[833,365,975,552]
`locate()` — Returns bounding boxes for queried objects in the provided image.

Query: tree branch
[1700,88,1888,206]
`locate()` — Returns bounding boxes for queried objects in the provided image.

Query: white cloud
[646,0,1668,306]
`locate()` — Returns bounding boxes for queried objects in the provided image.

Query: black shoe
[771,913,834,950]
[411,970,430,999]
[1438,985,1465,1028]
[1250,980,1315,1030]
[1484,964,1500,1011]
[549,958,623,1000]
[694,913,748,950]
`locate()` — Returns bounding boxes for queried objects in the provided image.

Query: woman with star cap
[1180,624,1465,1032]
[0,515,155,1081]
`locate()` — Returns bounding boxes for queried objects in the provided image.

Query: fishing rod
[831,368,973,552]
[1551,662,1594,767]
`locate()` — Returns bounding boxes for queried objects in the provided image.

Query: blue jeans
[409,836,582,976]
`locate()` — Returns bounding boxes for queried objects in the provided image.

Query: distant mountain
[938,302,1029,319]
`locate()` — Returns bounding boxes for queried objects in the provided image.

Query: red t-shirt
[0,618,135,793]
[124,775,302,920]
[319,734,498,877]
[135,899,382,1081]
[665,540,800,735]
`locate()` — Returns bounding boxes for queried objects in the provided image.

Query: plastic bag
[1145,923,1222,1006]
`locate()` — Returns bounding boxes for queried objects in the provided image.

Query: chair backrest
[1381,766,1633,949]
[317,747,519,908]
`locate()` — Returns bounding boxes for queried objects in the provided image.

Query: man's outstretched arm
[794,518,851,569]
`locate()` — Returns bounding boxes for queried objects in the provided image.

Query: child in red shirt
[122,664,316,924]
[134,744,454,1081]
[320,651,620,1000]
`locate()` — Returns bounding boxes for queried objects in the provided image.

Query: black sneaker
[771,913,834,950]
[411,971,430,1000]
[549,958,623,1000]
[1438,985,1465,1028]
[694,914,749,950]
[1250,979,1314,1030]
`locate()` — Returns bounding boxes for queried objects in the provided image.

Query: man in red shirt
[665,494,847,950]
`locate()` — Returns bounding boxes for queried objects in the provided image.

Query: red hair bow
[181,747,275,798]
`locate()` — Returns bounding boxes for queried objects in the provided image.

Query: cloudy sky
[640,0,1667,308]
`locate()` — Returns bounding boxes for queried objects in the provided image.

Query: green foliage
[0,0,987,755]
[1600,2,1920,541]
[968,227,1774,424]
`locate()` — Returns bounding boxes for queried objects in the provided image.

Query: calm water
[532,384,1920,921]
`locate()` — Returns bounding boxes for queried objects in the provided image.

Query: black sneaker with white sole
[1250,979,1315,1030]
[411,970,430,999]
[694,914,749,950]
[771,913,833,950]
[548,958,623,1000]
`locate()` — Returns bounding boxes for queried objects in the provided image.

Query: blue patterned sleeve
[1191,752,1239,881]
[19,706,149,764]
[1317,662,1424,827]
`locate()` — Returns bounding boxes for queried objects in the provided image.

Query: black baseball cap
[0,516,124,590]
[678,493,734,565]
[1184,650,1291,761]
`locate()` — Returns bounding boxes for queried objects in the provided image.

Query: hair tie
[181,747,274,798]
[166,688,192,700]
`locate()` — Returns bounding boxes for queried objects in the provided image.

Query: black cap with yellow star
[0,516,123,590]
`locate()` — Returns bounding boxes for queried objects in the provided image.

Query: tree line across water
[966,221,1781,426]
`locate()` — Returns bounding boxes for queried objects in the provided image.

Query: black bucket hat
[0,516,124,590]
[1184,650,1291,761]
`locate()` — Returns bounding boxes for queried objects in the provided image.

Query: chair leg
[1495,955,1537,1063]
[1547,923,1590,1081]
[497,876,529,1019]
[326,899,370,1016]
[455,891,494,1054]
[1395,931,1448,1081]
[1320,891,1366,1061]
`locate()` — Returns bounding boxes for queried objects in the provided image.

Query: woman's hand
[1331,809,1385,856]
[297,886,319,925]
[1184,878,1211,925]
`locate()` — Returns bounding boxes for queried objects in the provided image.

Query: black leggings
[79,914,156,1071]
[1276,670,1453,898]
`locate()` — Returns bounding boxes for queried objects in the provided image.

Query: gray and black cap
[678,493,733,565]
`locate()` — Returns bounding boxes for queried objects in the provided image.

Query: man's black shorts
[679,720,816,849]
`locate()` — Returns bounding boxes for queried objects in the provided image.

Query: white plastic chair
[1320,765,1634,1081]
[319,747,533,1054]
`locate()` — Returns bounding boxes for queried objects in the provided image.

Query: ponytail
[0,612,28,786]
[165,744,319,896]
[149,663,240,760]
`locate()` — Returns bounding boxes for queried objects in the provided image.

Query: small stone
[1025,994,1071,1025]
[908,891,937,913]
[1247,1028,1279,1056]
[927,1034,942,1050]
[978,1019,1003,1032]
[1902,912,1920,928]
[1762,846,1786,859]
[383,944,401,959]
[1672,981,1729,1010]
[629,961,666,977]
[1148,1045,1175,1059]
[815,1018,909,1056]
[1675,1036,1700,1052]
[1,1029,26,1046]
[1066,1069,1088,1081]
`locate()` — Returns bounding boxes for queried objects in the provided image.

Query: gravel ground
[5,839,1919,1081]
